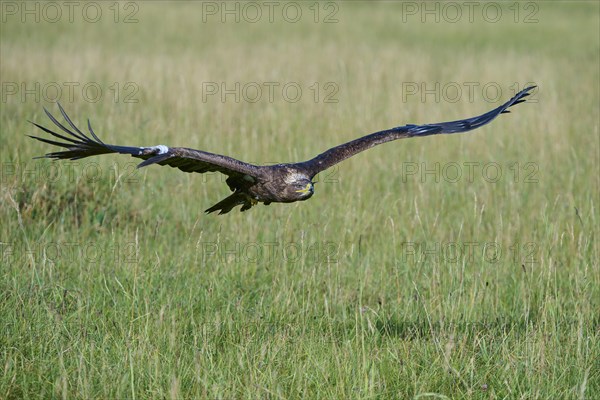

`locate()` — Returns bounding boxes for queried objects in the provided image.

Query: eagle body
[208,164,314,214]
[29,86,534,215]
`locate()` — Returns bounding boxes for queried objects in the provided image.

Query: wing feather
[301,86,536,177]
[29,104,264,179]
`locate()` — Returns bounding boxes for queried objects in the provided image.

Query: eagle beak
[295,183,313,194]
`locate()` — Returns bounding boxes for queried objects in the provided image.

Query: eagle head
[291,178,314,200]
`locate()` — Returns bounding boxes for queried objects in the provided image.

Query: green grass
[1,2,598,399]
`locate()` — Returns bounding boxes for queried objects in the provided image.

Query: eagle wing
[29,103,264,179]
[302,86,535,177]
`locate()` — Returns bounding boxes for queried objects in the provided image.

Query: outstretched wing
[301,86,536,177]
[29,103,264,179]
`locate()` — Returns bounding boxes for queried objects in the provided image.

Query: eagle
[29,86,534,215]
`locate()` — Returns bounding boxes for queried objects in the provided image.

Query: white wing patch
[151,145,169,154]
[138,145,169,156]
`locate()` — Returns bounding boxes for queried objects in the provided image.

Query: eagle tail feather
[205,192,253,215]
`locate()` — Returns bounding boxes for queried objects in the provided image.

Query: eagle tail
[205,192,253,215]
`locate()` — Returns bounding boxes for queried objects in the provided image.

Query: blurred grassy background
[1,1,598,398]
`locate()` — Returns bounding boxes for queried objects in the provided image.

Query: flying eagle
[29,86,535,214]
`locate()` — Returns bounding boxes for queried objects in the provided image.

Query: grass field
[1,2,599,399]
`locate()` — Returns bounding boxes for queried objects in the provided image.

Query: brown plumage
[29,86,535,214]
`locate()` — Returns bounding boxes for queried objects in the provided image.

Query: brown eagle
[29,86,535,214]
